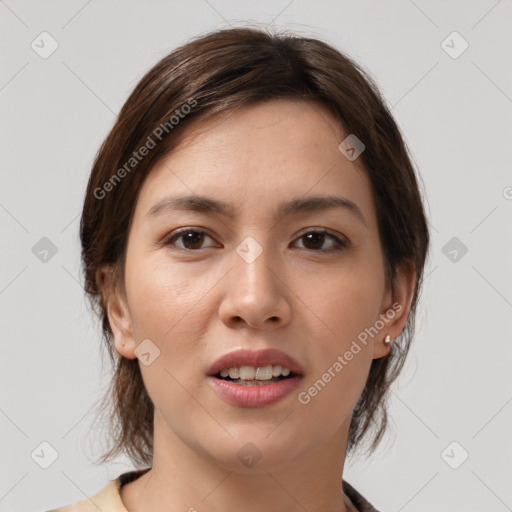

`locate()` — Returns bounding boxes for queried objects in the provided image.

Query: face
[107,99,412,472]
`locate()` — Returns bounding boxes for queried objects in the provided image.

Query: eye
[163,229,218,250]
[293,229,347,252]
[162,228,348,252]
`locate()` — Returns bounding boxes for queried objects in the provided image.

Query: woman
[50,26,429,512]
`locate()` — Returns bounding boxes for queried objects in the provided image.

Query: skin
[104,99,415,512]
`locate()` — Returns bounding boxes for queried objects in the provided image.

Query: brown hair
[81,26,429,467]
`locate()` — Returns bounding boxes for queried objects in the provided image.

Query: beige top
[47,468,380,512]
[47,470,145,512]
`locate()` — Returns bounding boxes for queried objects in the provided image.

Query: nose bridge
[234,233,279,298]
[219,234,290,328]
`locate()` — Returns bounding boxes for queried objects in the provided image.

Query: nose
[218,241,292,330]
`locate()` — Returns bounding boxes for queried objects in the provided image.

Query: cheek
[295,257,384,420]
[308,257,385,340]
[125,257,208,415]
[295,320,374,445]
[124,254,216,382]
[125,254,198,336]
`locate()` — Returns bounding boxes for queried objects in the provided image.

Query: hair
[81,26,430,467]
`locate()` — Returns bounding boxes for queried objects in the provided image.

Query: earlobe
[106,297,136,359]
[375,333,393,359]
[372,321,395,360]
[373,263,416,360]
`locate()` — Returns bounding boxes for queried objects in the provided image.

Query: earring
[121,341,126,347]
[384,334,392,344]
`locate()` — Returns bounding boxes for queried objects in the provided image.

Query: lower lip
[207,376,302,407]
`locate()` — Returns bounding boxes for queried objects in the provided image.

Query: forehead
[133,99,376,227]
[167,98,346,162]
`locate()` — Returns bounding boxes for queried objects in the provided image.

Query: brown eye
[164,229,216,250]
[163,228,347,252]
[294,230,347,251]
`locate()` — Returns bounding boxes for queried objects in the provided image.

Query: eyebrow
[146,194,367,227]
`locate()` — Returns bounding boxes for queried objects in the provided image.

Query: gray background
[1,1,511,511]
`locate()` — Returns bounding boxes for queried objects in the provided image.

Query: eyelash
[162,228,348,252]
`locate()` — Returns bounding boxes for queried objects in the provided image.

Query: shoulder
[45,468,150,512]
[45,479,124,512]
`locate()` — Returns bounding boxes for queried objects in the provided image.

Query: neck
[120,410,355,512]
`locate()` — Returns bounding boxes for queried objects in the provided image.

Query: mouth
[207,366,303,407]
[213,365,300,386]
[206,347,304,379]
[206,348,304,406]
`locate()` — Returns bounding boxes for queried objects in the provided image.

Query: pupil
[184,232,203,249]
[304,233,323,249]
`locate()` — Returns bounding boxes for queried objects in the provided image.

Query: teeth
[272,365,282,377]
[255,365,272,380]
[239,366,256,380]
[218,365,293,380]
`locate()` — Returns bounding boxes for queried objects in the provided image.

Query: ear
[96,266,137,360]
[372,262,417,359]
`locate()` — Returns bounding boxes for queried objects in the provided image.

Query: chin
[204,432,306,474]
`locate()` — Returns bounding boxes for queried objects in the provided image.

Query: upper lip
[207,348,305,376]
